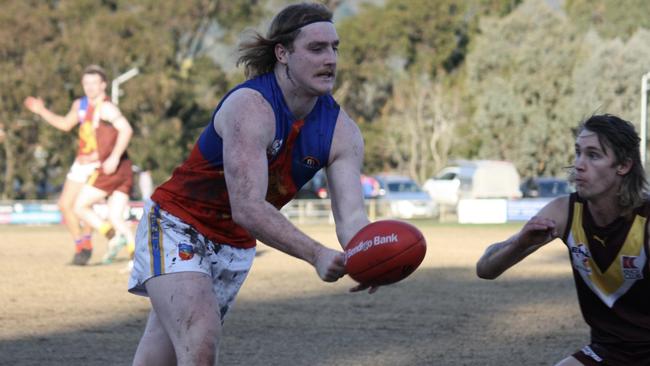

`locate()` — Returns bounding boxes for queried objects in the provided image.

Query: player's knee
[180,322,221,365]
[72,200,88,217]
[177,336,219,365]
[57,198,73,213]
[109,208,127,225]
[107,213,120,227]
[193,344,218,366]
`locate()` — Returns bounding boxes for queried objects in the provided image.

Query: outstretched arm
[216,88,345,282]
[24,97,79,132]
[326,109,370,248]
[476,196,569,279]
[325,109,375,293]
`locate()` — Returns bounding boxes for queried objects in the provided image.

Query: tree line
[1,0,649,199]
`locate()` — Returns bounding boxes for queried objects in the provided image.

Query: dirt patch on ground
[0,223,588,365]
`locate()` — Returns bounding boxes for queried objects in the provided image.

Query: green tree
[336,0,467,177]
[0,1,64,199]
[336,0,474,124]
[374,75,460,183]
[334,0,522,176]
[0,0,261,199]
[569,29,650,126]
[464,0,581,178]
[565,0,650,39]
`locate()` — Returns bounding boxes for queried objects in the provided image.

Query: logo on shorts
[621,255,643,280]
[302,156,320,169]
[178,243,194,260]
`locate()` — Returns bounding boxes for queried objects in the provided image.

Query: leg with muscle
[58,178,85,239]
[106,191,134,242]
[132,310,176,366]
[73,185,111,264]
[74,185,112,236]
[145,272,222,366]
[105,191,136,261]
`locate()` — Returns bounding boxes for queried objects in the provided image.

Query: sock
[98,222,113,237]
[74,239,83,253]
[81,234,93,250]
[127,242,135,258]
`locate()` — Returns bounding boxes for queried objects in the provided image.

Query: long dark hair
[575,114,647,210]
[237,2,333,79]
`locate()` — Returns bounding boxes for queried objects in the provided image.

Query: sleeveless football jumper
[563,193,650,364]
[81,97,133,195]
[151,72,340,249]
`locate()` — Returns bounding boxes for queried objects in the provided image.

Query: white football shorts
[66,160,100,183]
[128,200,256,320]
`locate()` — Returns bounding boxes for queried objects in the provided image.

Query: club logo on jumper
[571,243,591,275]
[302,156,320,169]
[345,233,399,261]
[267,139,283,159]
[621,255,643,280]
[178,243,194,260]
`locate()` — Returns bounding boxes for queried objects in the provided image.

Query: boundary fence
[0,198,550,225]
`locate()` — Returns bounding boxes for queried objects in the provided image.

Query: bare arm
[476,196,569,279]
[99,103,133,174]
[24,97,79,132]
[326,110,376,294]
[326,109,370,247]
[216,89,345,282]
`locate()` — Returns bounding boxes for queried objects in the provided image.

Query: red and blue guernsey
[151,72,339,249]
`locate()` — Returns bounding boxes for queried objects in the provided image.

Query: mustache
[315,68,335,76]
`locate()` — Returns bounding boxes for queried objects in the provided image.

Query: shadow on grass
[0,267,587,366]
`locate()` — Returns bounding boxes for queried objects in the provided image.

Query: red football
[345,220,426,286]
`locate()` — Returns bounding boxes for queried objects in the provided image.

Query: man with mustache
[128,3,372,365]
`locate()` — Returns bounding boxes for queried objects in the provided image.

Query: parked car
[520,177,573,198]
[296,171,386,200]
[374,174,439,219]
[423,160,522,206]
[361,174,381,199]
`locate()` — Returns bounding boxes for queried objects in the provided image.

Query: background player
[72,78,135,266]
[24,65,108,265]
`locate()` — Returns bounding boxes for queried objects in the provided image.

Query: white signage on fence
[457,199,508,224]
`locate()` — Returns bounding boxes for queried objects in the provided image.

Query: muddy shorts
[128,201,255,320]
[66,160,100,183]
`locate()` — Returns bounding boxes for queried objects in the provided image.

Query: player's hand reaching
[102,155,120,175]
[517,215,559,248]
[313,246,346,282]
[24,96,45,115]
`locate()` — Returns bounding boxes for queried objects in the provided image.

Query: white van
[422,160,522,206]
